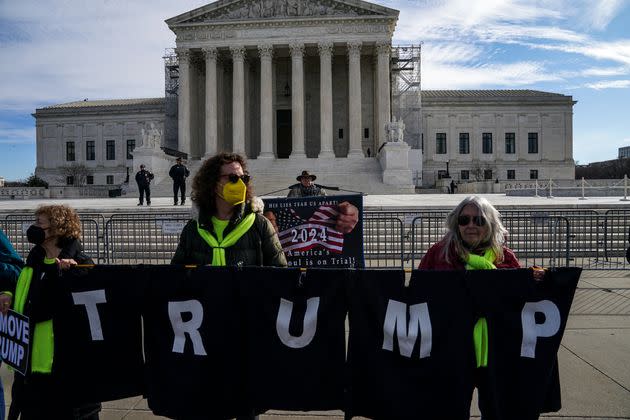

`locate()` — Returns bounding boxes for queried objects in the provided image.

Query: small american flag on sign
[276,205,344,253]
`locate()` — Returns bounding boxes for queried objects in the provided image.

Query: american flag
[276,205,344,253]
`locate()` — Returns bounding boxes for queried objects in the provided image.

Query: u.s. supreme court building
[33,0,576,195]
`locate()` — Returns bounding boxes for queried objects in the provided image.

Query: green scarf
[465,248,496,368]
[196,213,256,266]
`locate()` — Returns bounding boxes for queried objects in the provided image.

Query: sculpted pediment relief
[170,0,395,25]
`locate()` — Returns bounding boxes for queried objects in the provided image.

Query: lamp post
[446,160,450,178]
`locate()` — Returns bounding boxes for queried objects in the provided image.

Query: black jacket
[169,163,190,183]
[171,199,287,267]
[10,238,100,420]
[135,169,154,187]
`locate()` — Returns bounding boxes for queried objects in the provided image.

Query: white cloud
[584,79,630,89]
[0,127,36,144]
[575,0,626,30]
[579,66,629,77]
[422,61,560,89]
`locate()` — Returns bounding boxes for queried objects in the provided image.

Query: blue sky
[1,0,629,181]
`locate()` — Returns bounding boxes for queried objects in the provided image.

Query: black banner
[0,309,30,375]
[262,194,364,268]
[51,266,581,419]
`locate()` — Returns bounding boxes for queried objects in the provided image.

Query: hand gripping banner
[51,266,580,419]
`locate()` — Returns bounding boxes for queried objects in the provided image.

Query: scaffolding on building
[391,44,422,150]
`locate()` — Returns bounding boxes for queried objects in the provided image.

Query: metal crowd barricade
[406,214,571,268]
[2,213,101,262]
[362,215,405,269]
[104,212,191,264]
[601,209,630,270]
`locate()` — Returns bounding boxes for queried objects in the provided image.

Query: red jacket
[419,240,520,270]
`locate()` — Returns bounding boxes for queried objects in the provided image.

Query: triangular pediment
[167,0,398,26]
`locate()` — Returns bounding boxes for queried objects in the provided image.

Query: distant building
[619,146,630,159]
[32,0,577,193]
[421,90,576,185]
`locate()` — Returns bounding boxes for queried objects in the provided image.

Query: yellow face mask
[221,177,247,206]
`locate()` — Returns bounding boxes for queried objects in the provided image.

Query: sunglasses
[458,215,486,227]
[221,173,251,184]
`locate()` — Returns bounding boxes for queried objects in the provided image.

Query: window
[437,170,448,179]
[126,139,135,160]
[482,133,493,154]
[66,141,75,161]
[106,140,115,160]
[106,175,114,185]
[364,128,369,139]
[528,133,538,154]
[66,176,74,186]
[338,129,343,139]
[484,169,493,180]
[459,133,470,154]
[530,170,538,180]
[461,170,469,180]
[86,141,95,161]
[436,133,447,154]
[86,175,94,185]
[507,169,515,180]
[505,133,516,154]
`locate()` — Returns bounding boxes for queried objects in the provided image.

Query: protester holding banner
[288,170,326,197]
[9,205,101,420]
[0,228,23,420]
[172,152,286,268]
[419,195,550,418]
[419,196,519,270]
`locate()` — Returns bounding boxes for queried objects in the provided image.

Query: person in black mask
[287,170,326,197]
[9,204,101,420]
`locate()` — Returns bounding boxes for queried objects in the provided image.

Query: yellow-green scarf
[465,248,496,368]
[196,213,256,266]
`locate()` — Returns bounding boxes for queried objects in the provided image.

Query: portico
[166,0,399,162]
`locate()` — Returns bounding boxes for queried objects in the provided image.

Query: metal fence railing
[1,209,628,270]
[1,213,102,263]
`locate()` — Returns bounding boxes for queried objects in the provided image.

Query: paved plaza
[0,192,629,212]
[0,194,628,419]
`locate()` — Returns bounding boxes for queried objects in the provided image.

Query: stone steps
[147,156,414,197]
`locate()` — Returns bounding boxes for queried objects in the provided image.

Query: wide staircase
[149,156,415,197]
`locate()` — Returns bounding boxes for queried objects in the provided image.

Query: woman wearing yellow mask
[171,152,287,268]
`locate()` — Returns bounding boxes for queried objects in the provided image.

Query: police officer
[169,157,190,206]
[135,164,154,206]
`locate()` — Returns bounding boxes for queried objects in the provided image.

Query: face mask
[221,178,247,206]
[26,225,47,245]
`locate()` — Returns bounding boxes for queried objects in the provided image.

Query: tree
[25,173,48,188]
[57,164,93,187]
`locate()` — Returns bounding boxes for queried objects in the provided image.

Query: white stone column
[347,41,363,158]
[231,46,246,155]
[258,44,274,159]
[289,42,306,158]
[176,48,191,156]
[318,41,334,158]
[202,47,218,158]
[376,42,391,148]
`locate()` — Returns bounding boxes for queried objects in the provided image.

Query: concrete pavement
[1,192,630,212]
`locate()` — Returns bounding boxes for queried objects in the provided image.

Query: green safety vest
[13,259,55,374]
